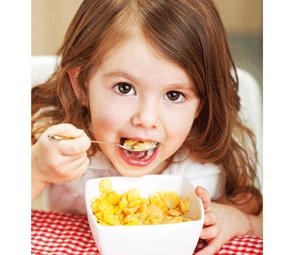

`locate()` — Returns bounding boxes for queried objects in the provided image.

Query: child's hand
[32,123,91,196]
[194,187,251,255]
[194,186,217,253]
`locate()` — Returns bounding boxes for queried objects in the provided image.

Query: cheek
[91,103,120,126]
[88,95,131,138]
[163,98,200,145]
[164,109,196,143]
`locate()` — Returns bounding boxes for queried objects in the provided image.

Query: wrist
[31,175,49,199]
[31,150,49,199]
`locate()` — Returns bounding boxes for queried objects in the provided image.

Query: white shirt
[48,151,225,214]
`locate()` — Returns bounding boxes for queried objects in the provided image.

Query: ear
[67,67,88,106]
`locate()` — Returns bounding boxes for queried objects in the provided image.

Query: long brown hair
[32,0,262,214]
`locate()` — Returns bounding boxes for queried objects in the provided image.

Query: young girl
[32,0,262,254]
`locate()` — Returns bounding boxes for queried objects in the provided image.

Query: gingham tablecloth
[31,210,263,255]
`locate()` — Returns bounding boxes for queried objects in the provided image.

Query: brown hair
[32,0,262,214]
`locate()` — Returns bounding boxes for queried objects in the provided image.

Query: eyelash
[112,82,187,103]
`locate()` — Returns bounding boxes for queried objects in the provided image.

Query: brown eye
[113,82,135,95]
[165,91,185,103]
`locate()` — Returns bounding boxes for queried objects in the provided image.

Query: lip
[118,145,160,167]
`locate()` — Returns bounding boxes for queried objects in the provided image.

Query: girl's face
[87,35,200,176]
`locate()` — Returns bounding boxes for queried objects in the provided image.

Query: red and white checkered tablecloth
[32,210,263,255]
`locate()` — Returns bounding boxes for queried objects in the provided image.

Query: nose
[131,100,160,129]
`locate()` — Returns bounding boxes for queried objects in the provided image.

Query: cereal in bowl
[91,178,192,226]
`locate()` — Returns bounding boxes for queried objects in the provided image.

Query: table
[32,210,263,255]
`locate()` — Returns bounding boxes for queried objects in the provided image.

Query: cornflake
[91,178,192,226]
[123,139,157,151]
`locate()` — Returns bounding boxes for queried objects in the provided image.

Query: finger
[65,152,89,162]
[194,238,222,255]
[204,210,217,226]
[67,154,89,173]
[70,157,90,179]
[57,135,91,156]
[47,123,84,138]
[200,225,220,239]
[55,156,90,183]
[195,186,211,210]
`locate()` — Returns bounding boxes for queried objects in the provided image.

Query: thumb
[195,186,211,210]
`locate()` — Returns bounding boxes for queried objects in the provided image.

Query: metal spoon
[47,134,159,152]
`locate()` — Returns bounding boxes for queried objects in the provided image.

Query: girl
[32,0,263,254]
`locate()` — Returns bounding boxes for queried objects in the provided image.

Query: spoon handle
[47,134,125,148]
[48,134,112,144]
[47,134,159,152]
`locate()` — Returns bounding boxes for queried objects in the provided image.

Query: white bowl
[85,175,204,255]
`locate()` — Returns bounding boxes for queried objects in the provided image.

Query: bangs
[85,3,143,79]
[137,0,209,98]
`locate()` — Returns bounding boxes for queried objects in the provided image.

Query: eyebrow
[104,70,140,84]
[103,70,194,90]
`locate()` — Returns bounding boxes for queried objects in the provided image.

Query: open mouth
[119,138,160,166]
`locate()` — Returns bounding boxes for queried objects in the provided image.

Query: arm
[31,145,50,199]
[247,212,263,236]
[215,194,263,236]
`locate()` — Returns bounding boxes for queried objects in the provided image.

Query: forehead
[98,35,191,85]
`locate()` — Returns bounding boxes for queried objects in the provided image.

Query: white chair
[31,56,263,208]
[31,55,59,87]
[235,69,262,188]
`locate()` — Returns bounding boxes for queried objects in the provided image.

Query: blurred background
[32,0,262,88]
